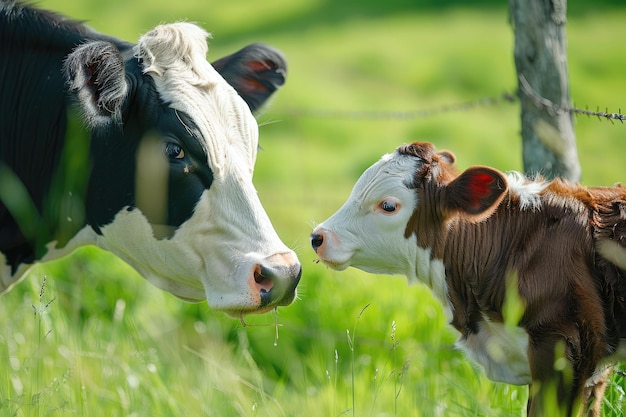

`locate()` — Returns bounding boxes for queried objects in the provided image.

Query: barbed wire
[278,92,517,120]
[276,87,625,124]
[518,75,626,124]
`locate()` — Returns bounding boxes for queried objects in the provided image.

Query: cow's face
[63,23,300,315]
[311,142,506,283]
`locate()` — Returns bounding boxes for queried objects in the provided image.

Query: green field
[2,1,626,416]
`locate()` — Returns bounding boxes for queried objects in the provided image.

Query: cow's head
[63,23,300,315]
[310,142,506,282]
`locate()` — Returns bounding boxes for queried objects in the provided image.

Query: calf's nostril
[310,233,324,251]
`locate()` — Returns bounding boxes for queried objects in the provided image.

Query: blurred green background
[2,0,625,416]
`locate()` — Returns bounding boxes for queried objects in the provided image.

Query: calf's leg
[527,335,579,417]
[581,366,612,417]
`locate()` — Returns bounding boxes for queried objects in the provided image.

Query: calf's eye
[381,201,396,212]
[378,199,400,215]
[165,142,185,159]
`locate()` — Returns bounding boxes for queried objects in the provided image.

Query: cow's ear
[445,166,507,221]
[64,40,128,126]
[211,43,287,113]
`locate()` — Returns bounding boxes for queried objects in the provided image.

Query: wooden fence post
[509,0,581,181]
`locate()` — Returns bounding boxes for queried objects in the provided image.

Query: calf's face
[311,142,506,284]
[311,151,422,278]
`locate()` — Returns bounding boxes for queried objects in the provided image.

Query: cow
[0,1,302,318]
[310,141,626,416]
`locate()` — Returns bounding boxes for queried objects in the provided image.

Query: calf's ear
[211,43,287,113]
[445,166,507,221]
[64,41,128,126]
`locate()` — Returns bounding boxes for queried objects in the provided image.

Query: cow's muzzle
[251,252,302,310]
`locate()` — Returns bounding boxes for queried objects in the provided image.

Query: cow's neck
[40,110,93,248]
[441,214,513,334]
[0,18,96,274]
[1,114,91,268]
[0,121,94,295]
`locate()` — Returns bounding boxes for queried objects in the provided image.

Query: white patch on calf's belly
[456,318,531,385]
[596,239,626,270]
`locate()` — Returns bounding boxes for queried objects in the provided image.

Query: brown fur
[399,142,626,416]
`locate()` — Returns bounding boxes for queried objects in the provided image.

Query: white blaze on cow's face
[311,151,422,281]
[94,23,300,315]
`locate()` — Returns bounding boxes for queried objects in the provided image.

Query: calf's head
[311,142,507,281]
[63,23,300,315]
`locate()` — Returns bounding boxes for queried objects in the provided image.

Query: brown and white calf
[310,142,626,416]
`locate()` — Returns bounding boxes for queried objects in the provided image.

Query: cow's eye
[378,199,400,215]
[165,142,185,159]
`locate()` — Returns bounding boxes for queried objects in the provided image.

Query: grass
[2,0,626,416]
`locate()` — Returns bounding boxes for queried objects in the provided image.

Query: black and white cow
[0,1,301,317]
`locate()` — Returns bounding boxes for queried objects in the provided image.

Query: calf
[311,141,626,416]
[0,1,301,317]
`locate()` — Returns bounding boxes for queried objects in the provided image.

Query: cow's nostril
[253,265,274,293]
[310,233,324,252]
